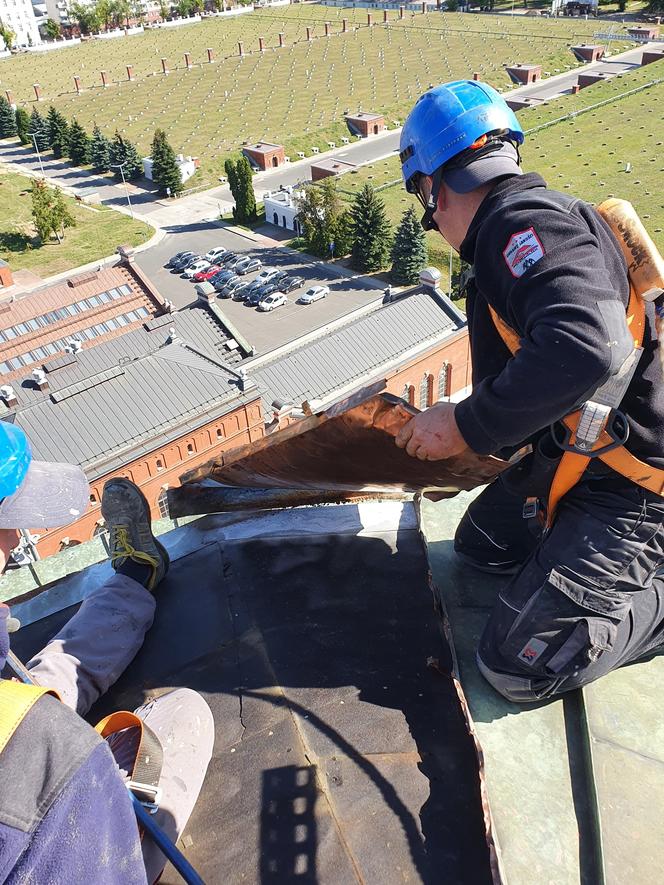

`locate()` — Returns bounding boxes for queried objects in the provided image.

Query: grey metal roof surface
[14,344,244,472]
[252,289,461,410]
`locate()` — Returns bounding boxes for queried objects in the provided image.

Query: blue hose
[130,793,205,885]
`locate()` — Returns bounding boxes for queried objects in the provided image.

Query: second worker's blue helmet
[400,80,525,229]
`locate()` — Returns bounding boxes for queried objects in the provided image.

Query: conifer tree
[150,128,183,196]
[67,118,90,166]
[90,123,112,172]
[47,106,69,159]
[31,179,75,243]
[28,107,50,152]
[110,132,143,179]
[224,156,257,225]
[390,206,428,285]
[16,107,30,144]
[350,184,392,272]
[0,95,16,138]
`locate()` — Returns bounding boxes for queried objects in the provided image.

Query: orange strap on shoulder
[488,305,520,356]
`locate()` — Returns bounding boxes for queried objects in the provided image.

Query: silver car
[298,285,329,305]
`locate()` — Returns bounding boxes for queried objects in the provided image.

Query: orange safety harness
[488,270,664,530]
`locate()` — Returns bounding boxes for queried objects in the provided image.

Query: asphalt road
[136,221,385,357]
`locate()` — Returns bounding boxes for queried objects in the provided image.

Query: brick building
[242,142,286,171]
[0,261,469,564]
[344,112,386,138]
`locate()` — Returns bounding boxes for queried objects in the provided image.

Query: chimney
[32,368,49,391]
[65,338,83,354]
[239,367,248,392]
[419,266,442,290]
[0,385,17,408]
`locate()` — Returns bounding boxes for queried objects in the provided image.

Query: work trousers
[454,472,664,703]
[26,574,214,883]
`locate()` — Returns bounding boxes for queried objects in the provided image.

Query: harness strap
[0,680,61,754]
[95,710,164,796]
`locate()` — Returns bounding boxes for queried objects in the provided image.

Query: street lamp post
[110,161,134,219]
[31,134,45,176]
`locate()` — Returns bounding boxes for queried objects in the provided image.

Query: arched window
[419,374,429,410]
[89,491,98,505]
[155,458,164,472]
[273,212,279,224]
[216,427,224,439]
[438,363,451,400]
[186,442,195,456]
[156,488,169,519]
[401,383,410,402]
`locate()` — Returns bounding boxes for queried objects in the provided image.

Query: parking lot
[135,222,384,357]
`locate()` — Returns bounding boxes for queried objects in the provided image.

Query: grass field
[337,61,664,291]
[0,171,152,277]
[0,6,638,185]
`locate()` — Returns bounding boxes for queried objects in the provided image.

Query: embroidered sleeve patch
[503,228,545,278]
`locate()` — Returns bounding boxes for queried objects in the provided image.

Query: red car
[193,264,222,282]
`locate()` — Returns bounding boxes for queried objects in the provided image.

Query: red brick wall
[383,329,471,407]
[34,397,265,558]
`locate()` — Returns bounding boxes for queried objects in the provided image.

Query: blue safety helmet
[0,422,31,502]
[400,80,525,229]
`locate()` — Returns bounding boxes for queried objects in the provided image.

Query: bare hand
[394,402,469,461]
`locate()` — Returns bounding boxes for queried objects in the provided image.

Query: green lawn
[0,6,637,185]
[337,61,664,292]
[0,171,152,277]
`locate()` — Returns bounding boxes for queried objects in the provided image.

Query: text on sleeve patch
[502,228,545,278]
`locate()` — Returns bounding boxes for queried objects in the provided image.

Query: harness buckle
[551,408,629,458]
[522,497,540,520]
[127,781,162,814]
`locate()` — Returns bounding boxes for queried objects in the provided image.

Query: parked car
[204,246,228,262]
[280,276,305,294]
[298,285,329,305]
[224,277,248,298]
[193,264,222,282]
[183,259,211,279]
[231,281,254,301]
[235,257,262,276]
[271,270,291,285]
[166,251,191,268]
[253,267,281,286]
[218,251,239,266]
[247,283,278,307]
[258,292,287,312]
[171,252,198,271]
[211,270,237,291]
[217,276,241,297]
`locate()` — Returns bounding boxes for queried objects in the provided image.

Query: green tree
[47,106,69,159]
[390,206,428,285]
[16,107,30,144]
[332,208,354,258]
[43,18,61,39]
[67,118,90,165]
[31,179,76,243]
[0,95,17,138]
[28,107,50,152]
[0,22,16,50]
[293,178,345,257]
[151,128,183,196]
[158,0,170,18]
[69,2,100,34]
[110,132,143,179]
[225,156,256,225]
[350,184,392,272]
[90,123,112,172]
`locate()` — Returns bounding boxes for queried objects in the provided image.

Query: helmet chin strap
[420,166,444,232]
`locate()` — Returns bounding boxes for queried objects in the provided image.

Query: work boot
[101,479,169,591]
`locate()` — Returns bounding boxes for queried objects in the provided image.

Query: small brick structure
[571,44,605,63]
[628,25,660,40]
[504,64,542,86]
[242,142,286,171]
[642,49,664,65]
[0,260,13,289]
[344,111,385,137]
[310,157,357,181]
[577,71,611,89]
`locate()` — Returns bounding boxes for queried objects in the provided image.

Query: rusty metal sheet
[178,392,507,508]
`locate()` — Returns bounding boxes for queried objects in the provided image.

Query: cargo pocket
[498,568,631,678]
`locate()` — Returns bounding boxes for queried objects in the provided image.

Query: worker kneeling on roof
[397,80,664,703]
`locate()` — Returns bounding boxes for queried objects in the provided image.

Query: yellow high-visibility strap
[0,680,60,754]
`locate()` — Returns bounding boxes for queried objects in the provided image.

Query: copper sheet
[180,391,507,502]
